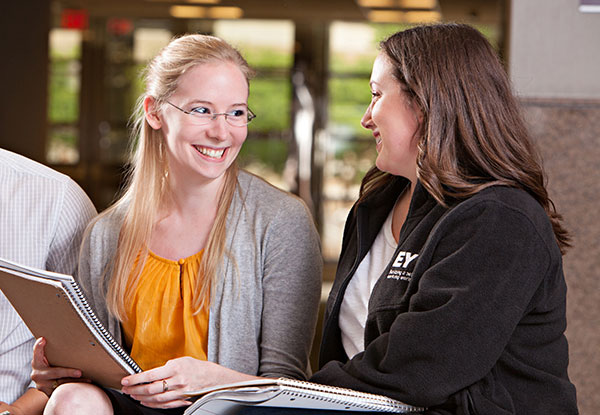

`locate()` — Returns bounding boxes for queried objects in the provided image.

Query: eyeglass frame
[165,101,256,127]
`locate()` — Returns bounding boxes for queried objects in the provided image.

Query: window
[47,29,82,164]
[323,22,411,260]
[215,20,295,191]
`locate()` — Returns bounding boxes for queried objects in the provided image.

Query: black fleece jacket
[311,177,578,415]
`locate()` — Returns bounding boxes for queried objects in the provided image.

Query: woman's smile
[193,145,226,160]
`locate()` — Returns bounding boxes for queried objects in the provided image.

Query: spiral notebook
[184,378,426,414]
[0,258,141,389]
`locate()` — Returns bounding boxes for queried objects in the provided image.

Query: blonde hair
[95,34,254,320]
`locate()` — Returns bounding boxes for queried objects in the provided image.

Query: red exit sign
[61,9,89,30]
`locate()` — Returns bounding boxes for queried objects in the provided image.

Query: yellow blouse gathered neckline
[122,249,209,371]
[147,249,204,265]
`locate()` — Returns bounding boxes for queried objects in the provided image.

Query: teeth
[195,146,225,159]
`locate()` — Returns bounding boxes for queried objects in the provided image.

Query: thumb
[33,337,50,368]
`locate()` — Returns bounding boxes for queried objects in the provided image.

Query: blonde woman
[32,34,322,415]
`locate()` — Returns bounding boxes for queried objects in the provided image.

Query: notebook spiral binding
[283,389,401,412]
[279,378,426,413]
[67,283,141,373]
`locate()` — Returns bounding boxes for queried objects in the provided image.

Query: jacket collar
[355,176,438,260]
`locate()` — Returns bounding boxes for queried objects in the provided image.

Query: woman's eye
[191,107,210,115]
[230,109,246,117]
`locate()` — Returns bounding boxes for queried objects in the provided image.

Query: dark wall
[0,1,50,163]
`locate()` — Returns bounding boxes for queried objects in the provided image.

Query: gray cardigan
[78,171,322,380]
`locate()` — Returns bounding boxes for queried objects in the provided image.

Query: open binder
[184,378,426,414]
[0,258,141,389]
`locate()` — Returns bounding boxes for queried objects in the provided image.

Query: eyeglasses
[166,101,256,127]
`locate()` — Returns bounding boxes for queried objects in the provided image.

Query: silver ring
[162,379,168,393]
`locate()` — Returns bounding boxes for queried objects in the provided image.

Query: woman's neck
[149,173,227,260]
[166,169,226,214]
[391,181,414,243]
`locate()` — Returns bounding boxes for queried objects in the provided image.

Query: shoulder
[231,171,319,244]
[455,186,548,223]
[0,148,79,191]
[1,149,95,218]
[236,170,312,218]
[85,205,126,250]
[445,186,557,249]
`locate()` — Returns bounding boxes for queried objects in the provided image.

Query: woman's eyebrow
[185,99,247,107]
[185,99,211,106]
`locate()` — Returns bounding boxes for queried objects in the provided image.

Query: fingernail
[122,379,129,386]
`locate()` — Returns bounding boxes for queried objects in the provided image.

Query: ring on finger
[52,380,59,390]
[162,379,168,393]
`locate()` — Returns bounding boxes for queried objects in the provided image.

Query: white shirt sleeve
[0,149,97,402]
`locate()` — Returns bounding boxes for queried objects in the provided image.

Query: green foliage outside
[48,59,79,154]
[242,47,293,70]
[328,77,371,140]
[238,138,288,174]
[48,36,82,155]
[248,76,291,133]
[48,60,79,124]
[127,63,147,115]
[329,52,374,75]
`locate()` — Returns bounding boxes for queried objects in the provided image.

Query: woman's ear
[144,96,162,130]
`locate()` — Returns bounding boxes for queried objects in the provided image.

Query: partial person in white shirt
[0,148,97,415]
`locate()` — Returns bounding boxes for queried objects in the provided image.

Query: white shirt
[339,206,397,359]
[0,149,96,403]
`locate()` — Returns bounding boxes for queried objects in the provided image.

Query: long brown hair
[360,23,570,253]
[93,34,254,320]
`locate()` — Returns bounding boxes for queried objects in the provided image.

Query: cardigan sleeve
[258,196,323,380]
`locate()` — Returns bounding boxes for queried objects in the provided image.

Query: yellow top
[122,249,209,371]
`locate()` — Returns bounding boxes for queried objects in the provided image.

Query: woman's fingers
[31,337,86,396]
[121,360,193,408]
[122,364,171,388]
[32,365,82,382]
[125,378,192,409]
[34,376,92,397]
[122,378,168,396]
[32,337,49,368]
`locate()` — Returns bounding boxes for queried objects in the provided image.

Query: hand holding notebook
[0,258,141,390]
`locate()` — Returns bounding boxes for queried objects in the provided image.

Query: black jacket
[311,177,578,414]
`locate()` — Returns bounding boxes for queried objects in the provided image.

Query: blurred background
[0,0,598,413]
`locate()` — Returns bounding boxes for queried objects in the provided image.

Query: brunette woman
[310,23,577,415]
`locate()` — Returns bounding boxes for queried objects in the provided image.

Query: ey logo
[387,251,419,281]
[392,251,419,269]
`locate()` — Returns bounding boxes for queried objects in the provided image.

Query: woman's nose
[206,116,229,141]
[360,103,373,130]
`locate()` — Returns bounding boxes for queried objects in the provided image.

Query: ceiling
[55,0,366,21]
[54,0,504,25]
